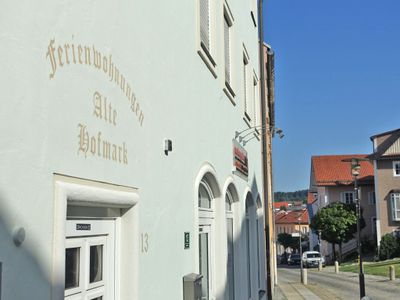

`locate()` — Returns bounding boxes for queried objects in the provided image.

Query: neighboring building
[370,128,400,245]
[309,155,375,259]
[0,1,272,300]
[273,201,292,211]
[263,42,277,293]
[275,209,309,255]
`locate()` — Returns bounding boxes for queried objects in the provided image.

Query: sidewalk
[274,282,323,300]
[275,265,400,299]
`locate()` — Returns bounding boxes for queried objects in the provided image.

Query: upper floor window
[390,193,400,221]
[368,192,376,205]
[341,191,354,204]
[223,3,235,101]
[252,72,259,127]
[198,0,217,76]
[250,0,257,27]
[393,161,400,177]
[243,49,250,122]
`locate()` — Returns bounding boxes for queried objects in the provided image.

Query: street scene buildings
[0,1,278,299]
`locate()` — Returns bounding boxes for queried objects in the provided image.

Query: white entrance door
[64,219,115,300]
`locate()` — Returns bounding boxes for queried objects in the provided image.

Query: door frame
[52,174,139,300]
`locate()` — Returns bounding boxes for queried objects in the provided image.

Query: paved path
[275,265,400,300]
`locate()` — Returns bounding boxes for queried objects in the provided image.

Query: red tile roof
[275,209,308,224]
[312,154,374,186]
[273,201,289,209]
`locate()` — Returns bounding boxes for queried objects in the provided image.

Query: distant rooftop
[275,209,308,224]
[312,154,374,186]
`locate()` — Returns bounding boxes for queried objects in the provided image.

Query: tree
[277,233,296,250]
[310,202,358,262]
[279,205,287,211]
[277,232,309,252]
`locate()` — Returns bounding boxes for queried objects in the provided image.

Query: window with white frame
[341,191,354,204]
[368,191,376,205]
[393,161,400,176]
[252,72,259,127]
[390,193,400,221]
[225,186,236,300]
[223,4,235,99]
[198,177,216,300]
[243,50,250,122]
[245,197,252,299]
[250,0,257,27]
[198,0,217,74]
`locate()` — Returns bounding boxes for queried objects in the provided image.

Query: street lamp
[298,216,303,283]
[342,157,369,299]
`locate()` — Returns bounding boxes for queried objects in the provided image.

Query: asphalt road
[276,265,400,300]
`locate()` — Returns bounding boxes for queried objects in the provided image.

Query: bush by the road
[379,234,400,260]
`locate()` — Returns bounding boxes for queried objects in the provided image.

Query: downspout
[258,0,273,299]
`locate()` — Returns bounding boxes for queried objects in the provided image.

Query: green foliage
[279,205,287,211]
[277,232,309,251]
[379,234,400,260]
[277,233,296,249]
[274,189,308,204]
[310,202,357,245]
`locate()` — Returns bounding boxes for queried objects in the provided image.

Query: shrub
[361,238,377,255]
[379,234,400,260]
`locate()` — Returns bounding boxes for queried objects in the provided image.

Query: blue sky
[264,0,400,192]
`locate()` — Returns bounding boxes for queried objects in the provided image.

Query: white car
[302,251,325,268]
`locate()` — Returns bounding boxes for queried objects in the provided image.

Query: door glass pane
[226,218,234,300]
[246,219,251,298]
[199,232,209,300]
[90,245,103,283]
[65,247,80,289]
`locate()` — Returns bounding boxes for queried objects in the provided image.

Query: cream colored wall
[326,185,376,240]
[376,159,400,236]
[0,1,266,299]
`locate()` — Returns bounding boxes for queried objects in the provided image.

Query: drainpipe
[258,0,273,299]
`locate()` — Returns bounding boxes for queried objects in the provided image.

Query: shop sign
[233,139,248,179]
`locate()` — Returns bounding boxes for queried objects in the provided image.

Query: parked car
[302,251,325,268]
[287,253,301,265]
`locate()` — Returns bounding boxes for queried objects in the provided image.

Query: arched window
[199,179,213,209]
[225,184,238,300]
[245,193,254,299]
[197,172,220,300]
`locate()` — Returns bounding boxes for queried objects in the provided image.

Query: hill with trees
[274,189,308,203]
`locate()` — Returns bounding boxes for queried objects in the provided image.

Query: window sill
[198,43,217,79]
[243,115,251,128]
[251,11,257,28]
[223,82,236,105]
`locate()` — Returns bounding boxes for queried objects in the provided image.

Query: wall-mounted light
[235,125,284,147]
[164,139,172,155]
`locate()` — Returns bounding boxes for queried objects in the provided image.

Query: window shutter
[243,58,247,114]
[224,15,230,85]
[200,0,210,51]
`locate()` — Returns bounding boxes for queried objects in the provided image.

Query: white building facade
[0,1,268,299]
